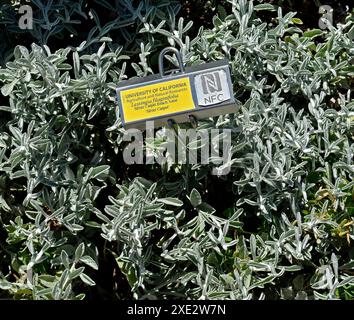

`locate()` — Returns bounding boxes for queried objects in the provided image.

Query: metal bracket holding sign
[116,47,237,130]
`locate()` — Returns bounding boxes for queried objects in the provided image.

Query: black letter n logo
[201,72,222,95]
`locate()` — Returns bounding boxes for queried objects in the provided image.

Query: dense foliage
[0,0,354,300]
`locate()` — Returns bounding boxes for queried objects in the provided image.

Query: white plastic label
[194,70,231,106]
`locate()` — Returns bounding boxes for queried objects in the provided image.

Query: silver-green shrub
[0,0,354,300]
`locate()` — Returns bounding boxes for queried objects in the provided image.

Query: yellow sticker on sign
[120,77,195,123]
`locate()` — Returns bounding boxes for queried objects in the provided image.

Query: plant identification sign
[120,77,195,123]
[116,48,236,129]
